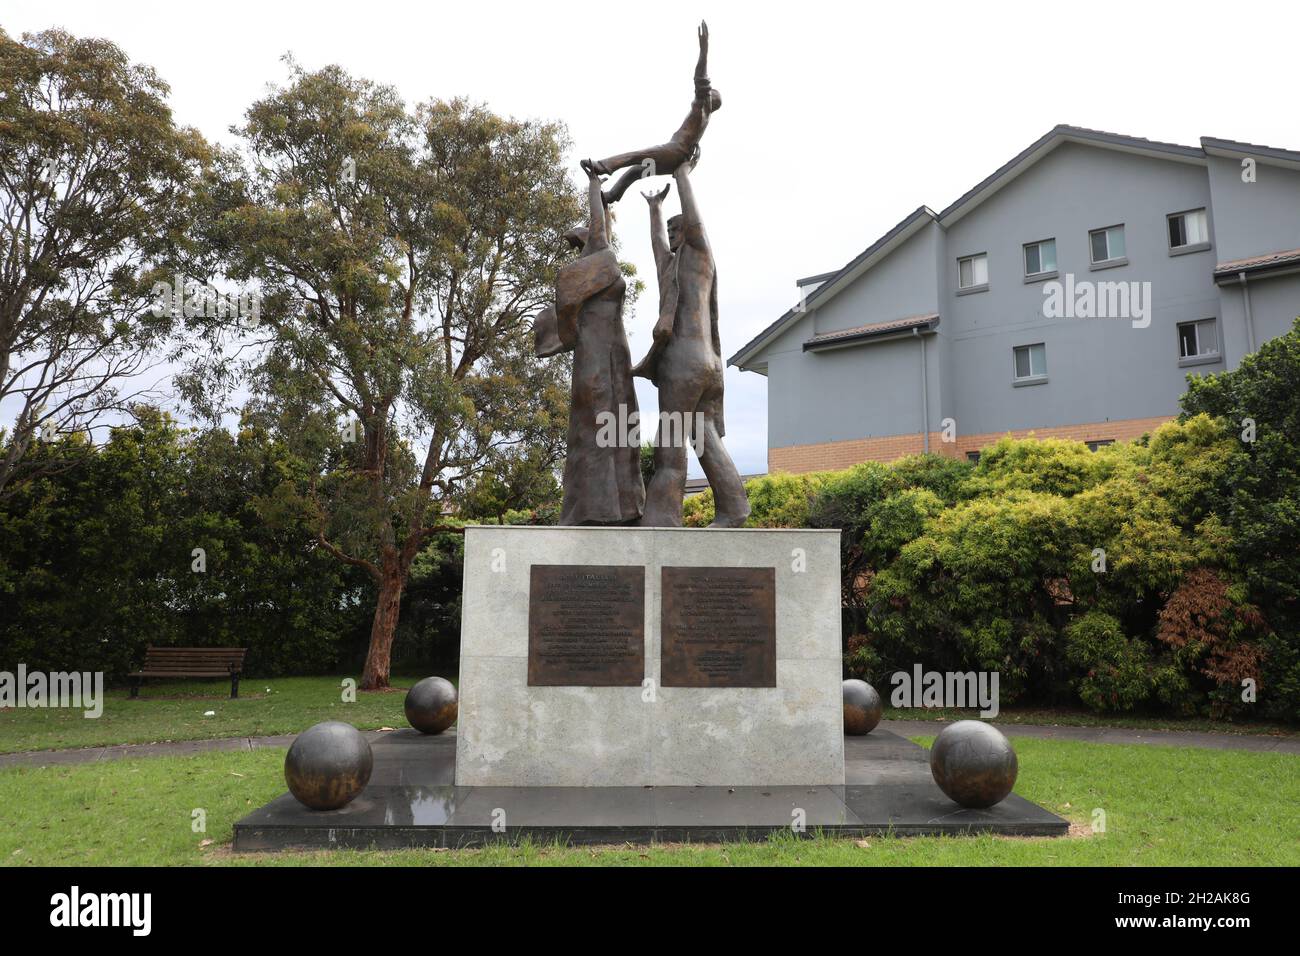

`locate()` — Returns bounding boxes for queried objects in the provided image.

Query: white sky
[5,0,1298,476]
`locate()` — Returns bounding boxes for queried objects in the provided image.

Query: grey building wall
[767,329,932,448]
[1205,156,1300,262]
[762,218,945,449]
[811,223,941,336]
[1206,154,1300,364]
[753,134,1300,458]
[1239,276,1300,346]
[943,143,1223,436]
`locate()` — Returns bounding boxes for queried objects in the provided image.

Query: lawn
[2,673,1292,756]
[883,705,1298,737]
[2,737,1296,866]
[0,675,431,754]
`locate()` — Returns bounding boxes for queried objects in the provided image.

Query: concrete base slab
[232,728,1068,850]
[455,526,846,787]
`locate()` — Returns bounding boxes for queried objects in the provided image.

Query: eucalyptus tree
[0,28,208,497]
[195,63,582,688]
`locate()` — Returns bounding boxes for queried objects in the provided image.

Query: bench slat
[136,647,247,679]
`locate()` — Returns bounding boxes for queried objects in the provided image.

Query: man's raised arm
[673,165,708,249]
[695,21,710,88]
[644,184,672,273]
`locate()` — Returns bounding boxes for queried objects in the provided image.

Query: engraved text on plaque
[660,566,776,687]
[528,565,645,686]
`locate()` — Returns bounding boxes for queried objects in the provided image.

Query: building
[683,474,765,497]
[729,126,1300,472]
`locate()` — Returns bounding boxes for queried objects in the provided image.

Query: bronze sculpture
[534,20,749,528]
[284,720,374,811]
[843,679,883,735]
[584,21,721,206]
[534,166,645,526]
[631,164,748,527]
[404,676,459,735]
[929,720,1019,809]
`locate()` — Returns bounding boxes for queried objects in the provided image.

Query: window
[957,253,988,291]
[966,451,982,463]
[1086,439,1115,452]
[1178,318,1219,361]
[1089,224,1126,264]
[1023,239,1057,278]
[1168,208,1209,251]
[1013,343,1047,383]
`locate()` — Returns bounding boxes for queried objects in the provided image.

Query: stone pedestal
[455,526,845,786]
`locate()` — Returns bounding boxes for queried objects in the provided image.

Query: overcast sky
[6,0,1298,476]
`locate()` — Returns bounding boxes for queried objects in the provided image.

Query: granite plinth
[232,728,1068,850]
[455,526,845,787]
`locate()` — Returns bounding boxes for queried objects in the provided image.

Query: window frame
[1167,207,1211,256]
[1177,317,1221,367]
[956,252,989,294]
[1022,238,1058,282]
[1012,342,1048,386]
[1088,223,1128,270]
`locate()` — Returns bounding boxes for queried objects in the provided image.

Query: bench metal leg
[130,678,140,699]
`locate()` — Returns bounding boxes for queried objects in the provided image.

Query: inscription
[528,565,644,686]
[661,567,776,687]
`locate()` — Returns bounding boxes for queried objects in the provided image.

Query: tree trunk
[360,566,405,690]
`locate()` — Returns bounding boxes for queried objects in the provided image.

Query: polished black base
[233,728,1067,850]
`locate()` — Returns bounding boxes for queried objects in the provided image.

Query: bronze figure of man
[632,162,749,528]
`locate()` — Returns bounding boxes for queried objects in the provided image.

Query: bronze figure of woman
[533,166,644,525]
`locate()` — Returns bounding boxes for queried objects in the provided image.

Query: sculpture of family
[533,21,749,529]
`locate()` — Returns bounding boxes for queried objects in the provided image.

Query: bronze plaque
[660,567,776,687]
[528,565,645,686]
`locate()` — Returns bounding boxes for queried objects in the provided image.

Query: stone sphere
[404,676,459,735]
[843,679,883,735]
[929,720,1018,808]
[284,721,373,811]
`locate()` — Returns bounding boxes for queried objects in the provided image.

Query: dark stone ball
[284,721,373,811]
[843,679,883,735]
[929,720,1018,808]
[404,676,459,735]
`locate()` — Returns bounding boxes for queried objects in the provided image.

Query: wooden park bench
[129,646,247,699]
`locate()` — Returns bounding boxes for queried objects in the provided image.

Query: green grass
[3,673,1291,756]
[0,675,431,754]
[883,705,1298,737]
[2,737,1296,866]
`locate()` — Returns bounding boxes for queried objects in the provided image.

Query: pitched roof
[1214,248,1300,281]
[728,205,936,370]
[803,313,939,351]
[938,125,1204,225]
[728,125,1224,371]
[1201,136,1300,170]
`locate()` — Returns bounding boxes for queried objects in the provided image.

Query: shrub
[960,436,1111,498]
[683,471,830,528]
[1064,611,1155,712]
[1157,568,1268,718]
[1181,318,1300,719]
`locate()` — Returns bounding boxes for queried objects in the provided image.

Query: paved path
[884,720,1300,754]
[0,731,387,769]
[1,722,1296,769]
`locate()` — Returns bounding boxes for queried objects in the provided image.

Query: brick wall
[768,416,1174,473]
